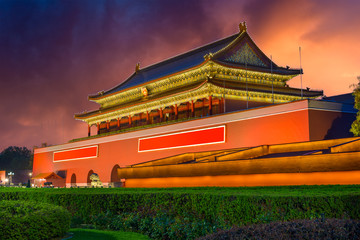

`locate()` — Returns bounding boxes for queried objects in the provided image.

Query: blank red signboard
[53,145,98,162]
[138,125,225,152]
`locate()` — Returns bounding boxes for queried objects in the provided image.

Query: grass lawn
[2,184,360,197]
[68,228,150,240]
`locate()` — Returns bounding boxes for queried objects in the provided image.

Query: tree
[0,146,33,171]
[350,76,360,136]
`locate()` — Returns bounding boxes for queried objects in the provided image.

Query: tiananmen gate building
[32,23,360,188]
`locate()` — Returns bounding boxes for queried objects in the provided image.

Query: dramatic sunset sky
[0,0,359,151]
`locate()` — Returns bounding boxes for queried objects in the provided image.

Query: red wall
[33,105,311,186]
[0,171,5,184]
[32,152,54,175]
[33,99,355,187]
[225,109,309,148]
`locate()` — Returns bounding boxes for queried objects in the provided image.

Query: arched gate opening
[110,164,122,187]
[87,170,94,187]
[70,173,76,187]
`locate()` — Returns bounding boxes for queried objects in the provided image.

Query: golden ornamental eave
[77,81,212,125]
[87,60,296,112]
[211,61,297,80]
[75,81,313,126]
[75,64,304,124]
[89,60,212,105]
[210,61,295,85]
[89,62,215,109]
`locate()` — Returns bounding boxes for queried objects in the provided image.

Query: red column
[218,98,222,113]
[222,97,226,113]
[106,121,110,131]
[97,123,100,135]
[208,96,212,116]
[159,108,163,122]
[117,118,120,129]
[186,102,190,118]
[137,113,141,126]
[146,111,150,124]
[191,100,194,117]
[174,104,178,120]
[128,115,132,127]
[202,98,206,116]
[140,113,144,126]
[88,125,91,137]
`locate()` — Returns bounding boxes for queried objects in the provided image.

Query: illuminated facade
[0,171,5,185]
[32,23,357,188]
[75,22,322,137]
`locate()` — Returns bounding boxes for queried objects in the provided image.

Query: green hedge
[0,185,359,239]
[199,218,360,240]
[0,200,71,240]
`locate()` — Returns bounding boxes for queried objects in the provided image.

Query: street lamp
[28,172,33,188]
[8,172,14,186]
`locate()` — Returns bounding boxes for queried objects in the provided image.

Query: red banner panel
[138,125,225,152]
[53,145,98,162]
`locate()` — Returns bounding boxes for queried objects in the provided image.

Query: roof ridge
[135,32,239,74]
[212,30,281,70]
[212,30,246,57]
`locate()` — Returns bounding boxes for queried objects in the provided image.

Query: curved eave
[88,60,211,103]
[88,71,137,101]
[75,80,209,120]
[75,78,322,122]
[210,78,323,98]
[212,59,302,76]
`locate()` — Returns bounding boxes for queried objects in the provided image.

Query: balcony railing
[70,115,207,143]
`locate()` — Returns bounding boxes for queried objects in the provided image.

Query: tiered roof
[75,23,323,125]
[89,24,301,101]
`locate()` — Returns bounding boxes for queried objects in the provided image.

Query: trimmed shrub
[198,218,360,240]
[0,186,360,239]
[0,200,71,240]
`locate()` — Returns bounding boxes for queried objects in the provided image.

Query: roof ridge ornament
[239,21,247,33]
[204,52,213,61]
[135,62,140,73]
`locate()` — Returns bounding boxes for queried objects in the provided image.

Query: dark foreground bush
[198,218,360,240]
[0,200,71,240]
[86,211,225,240]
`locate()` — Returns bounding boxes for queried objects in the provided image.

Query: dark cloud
[0,0,221,150]
[300,0,360,43]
